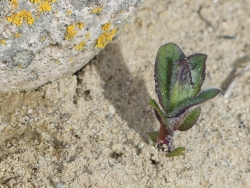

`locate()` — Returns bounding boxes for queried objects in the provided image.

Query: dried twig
[224,63,250,99]
[197,5,213,28]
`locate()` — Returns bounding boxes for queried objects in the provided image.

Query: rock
[0,0,143,92]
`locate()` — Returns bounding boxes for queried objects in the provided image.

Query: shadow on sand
[88,43,154,142]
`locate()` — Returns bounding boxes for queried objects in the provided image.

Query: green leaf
[149,98,168,125]
[148,131,158,146]
[178,106,201,131]
[154,43,185,113]
[168,54,207,112]
[187,54,207,95]
[168,88,221,117]
[166,147,185,157]
[168,58,194,111]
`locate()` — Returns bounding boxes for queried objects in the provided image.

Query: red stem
[158,121,167,145]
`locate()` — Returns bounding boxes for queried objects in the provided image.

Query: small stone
[109,105,116,114]
[56,183,64,188]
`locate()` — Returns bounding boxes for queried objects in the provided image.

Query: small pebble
[109,105,116,114]
[56,183,64,188]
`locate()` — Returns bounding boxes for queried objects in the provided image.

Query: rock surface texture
[0,0,143,92]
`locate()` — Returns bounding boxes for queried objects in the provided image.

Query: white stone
[109,104,116,114]
[0,0,143,92]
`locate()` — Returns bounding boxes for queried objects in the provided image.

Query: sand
[1,0,250,187]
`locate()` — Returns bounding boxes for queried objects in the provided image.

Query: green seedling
[149,43,220,156]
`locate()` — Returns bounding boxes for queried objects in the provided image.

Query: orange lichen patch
[66,9,73,16]
[65,25,77,40]
[96,28,117,49]
[74,40,86,51]
[92,7,102,13]
[102,22,111,31]
[0,40,6,45]
[85,32,90,39]
[15,33,21,37]
[9,0,18,10]
[7,10,35,26]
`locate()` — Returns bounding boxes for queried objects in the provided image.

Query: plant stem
[158,122,174,152]
[158,122,167,145]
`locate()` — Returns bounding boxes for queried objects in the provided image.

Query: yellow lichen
[96,28,117,49]
[15,33,21,38]
[102,22,111,31]
[29,0,57,12]
[41,36,45,41]
[9,0,18,10]
[85,32,90,39]
[92,7,102,13]
[30,0,57,4]
[74,40,86,51]
[66,9,73,16]
[70,57,74,61]
[77,22,84,30]
[55,59,60,64]
[65,25,78,40]
[64,22,85,40]
[7,10,35,26]
[30,0,41,3]
[0,40,6,45]
[39,1,51,12]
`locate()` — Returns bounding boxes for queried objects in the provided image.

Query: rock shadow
[90,43,152,141]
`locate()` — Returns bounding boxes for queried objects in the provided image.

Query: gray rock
[0,0,143,92]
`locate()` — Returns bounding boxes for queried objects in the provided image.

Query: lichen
[7,10,35,26]
[66,10,73,16]
[9,0,18,10]
[65,25,77,40]
[29,0,57,12]
[30,0,41,3]
[96,28,117,49]
[64,22,85,40]
[85,32,90,39]
[39,1,52,12]
[92,7,102,13]
[41,36,46,41]
[102,22,111,31]
[0,40,6,45]
[74,41,86,51]
[77,22,85,30]
[15,33,21,38]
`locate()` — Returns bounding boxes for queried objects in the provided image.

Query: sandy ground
[1,0,250,187]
